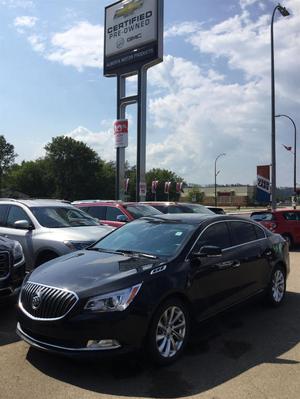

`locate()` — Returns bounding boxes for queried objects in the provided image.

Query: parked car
[140,201,214,215]
[0,236,25,305]
[0,199,113,270]
[250,209,300,248]
[72,200,162,227]
[206,206,226,215]
[17,214,289,365]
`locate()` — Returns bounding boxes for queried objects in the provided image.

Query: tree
[146,168,185,201]
[6,159,55,198]
[45,136,101,201]
[0,135,17,195]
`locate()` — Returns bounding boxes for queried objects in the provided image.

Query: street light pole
[275,114,297,195]
[214,153,226,206]
[270,3,290,211]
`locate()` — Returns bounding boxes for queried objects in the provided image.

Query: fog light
[86,339,121,349]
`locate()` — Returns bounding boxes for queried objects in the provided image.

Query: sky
[0,0,299,187]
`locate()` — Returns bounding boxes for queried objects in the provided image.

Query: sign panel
[114,119,128,148]
[256,165,271,204]
[139,181,147,196]
[104,0,163,76]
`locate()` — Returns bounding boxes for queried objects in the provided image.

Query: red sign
[114,119,128,148]
[139,182,147,197]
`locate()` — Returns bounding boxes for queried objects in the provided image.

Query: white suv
[0,199,113,270]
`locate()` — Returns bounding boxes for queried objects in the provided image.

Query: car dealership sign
[114,119,128,148]
[104,0,163,76]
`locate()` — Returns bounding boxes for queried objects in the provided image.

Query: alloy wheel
[155,306,186,358]
[272,269,285,303]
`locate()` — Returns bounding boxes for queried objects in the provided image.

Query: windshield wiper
[87,248,123,255]
[115,250,158,259]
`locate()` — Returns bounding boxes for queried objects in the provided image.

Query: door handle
[216,260,240,269]
[232,260,240,268]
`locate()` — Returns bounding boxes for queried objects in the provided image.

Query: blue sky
[0,0,299,187]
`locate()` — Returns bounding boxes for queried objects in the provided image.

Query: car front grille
[20,282,78,320]
[0,251,10,278]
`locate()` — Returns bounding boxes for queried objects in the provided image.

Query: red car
[72,200,161,228]
[250,209,300,248]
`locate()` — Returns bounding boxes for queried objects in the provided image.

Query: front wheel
[146,299,190,365]
[266,265,286,307]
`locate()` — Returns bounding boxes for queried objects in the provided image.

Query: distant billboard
[256,165,271,203]
[104,0,163,76]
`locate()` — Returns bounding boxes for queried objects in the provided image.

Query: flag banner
[256,165,271,203]
[164,181,171,194]
[151,180,159,194]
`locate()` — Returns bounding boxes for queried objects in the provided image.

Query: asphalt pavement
[1,252,300,399]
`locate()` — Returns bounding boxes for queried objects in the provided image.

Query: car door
[1,205,35,269]
[188,221,244,320]
[281,211,300,244]
[228,220,270,297]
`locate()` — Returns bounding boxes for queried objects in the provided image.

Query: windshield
[31,206,99,228]
[93,219,196,257]
[124,204,161,219]
[180,204,214,215]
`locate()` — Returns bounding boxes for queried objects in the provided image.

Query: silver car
[0,199,113,270]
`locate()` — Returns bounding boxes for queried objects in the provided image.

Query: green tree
[45,136,101,201]
[187,188,204,203]
[6,159,55,198]
[0,135,17,194]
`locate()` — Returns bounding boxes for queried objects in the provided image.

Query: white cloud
[239,0,261,10]
[14,15,37,28]
[1,0,34,8]
[46,22,103,71]
[28,34,45,53]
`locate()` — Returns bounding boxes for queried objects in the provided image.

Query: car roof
[72,200,154,206]
[140,213,249,225]
[0,199,73,208]
[251,208,300,214]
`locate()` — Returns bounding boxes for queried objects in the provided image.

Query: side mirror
[14,220,33,230]
[117,215,129,223]
[191,245,222,259]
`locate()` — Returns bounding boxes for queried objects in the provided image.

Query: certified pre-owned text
[107,11,152,39]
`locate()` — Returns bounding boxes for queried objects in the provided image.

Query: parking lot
[1,251,299,399]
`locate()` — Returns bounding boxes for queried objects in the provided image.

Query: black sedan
[17,214,289,365]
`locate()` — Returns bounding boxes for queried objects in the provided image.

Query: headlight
[13,241,24,266]
[84,284,142,312]
[64,240,94,251]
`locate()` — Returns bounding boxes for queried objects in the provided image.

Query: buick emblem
[116,38,125,49]
[32,290,43,310]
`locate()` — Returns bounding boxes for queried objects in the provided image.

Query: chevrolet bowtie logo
[114,0,144,19]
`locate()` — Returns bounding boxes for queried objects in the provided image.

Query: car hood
[38,225,113,242]
[28,250,161,295]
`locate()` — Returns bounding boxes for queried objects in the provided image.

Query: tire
[282,234,293,249]
[266,265,286,307]
[146,298,190,365]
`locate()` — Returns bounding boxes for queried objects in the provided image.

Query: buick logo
[116,38,125,49]
[32,290,43,310]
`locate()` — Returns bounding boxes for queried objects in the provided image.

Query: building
[182,185,256,206]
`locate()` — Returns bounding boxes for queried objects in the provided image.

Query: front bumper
[17,305,149,358]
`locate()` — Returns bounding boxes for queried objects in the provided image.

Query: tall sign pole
[104,0,164,201]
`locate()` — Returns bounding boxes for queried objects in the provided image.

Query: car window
[230,221,257,246]
[251,212,274,221]
[168,206,183,214]
[194,222,231,251]
[0,205,9,227]
[253,224,266,239]
[180,204,214,215]
[86,206,107,220]
[282,212,297,221]
[7,205,32,228]
[106,207,124,221]
[31,206,99,228]
[151,205,167,213]
[124,204,160,219]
